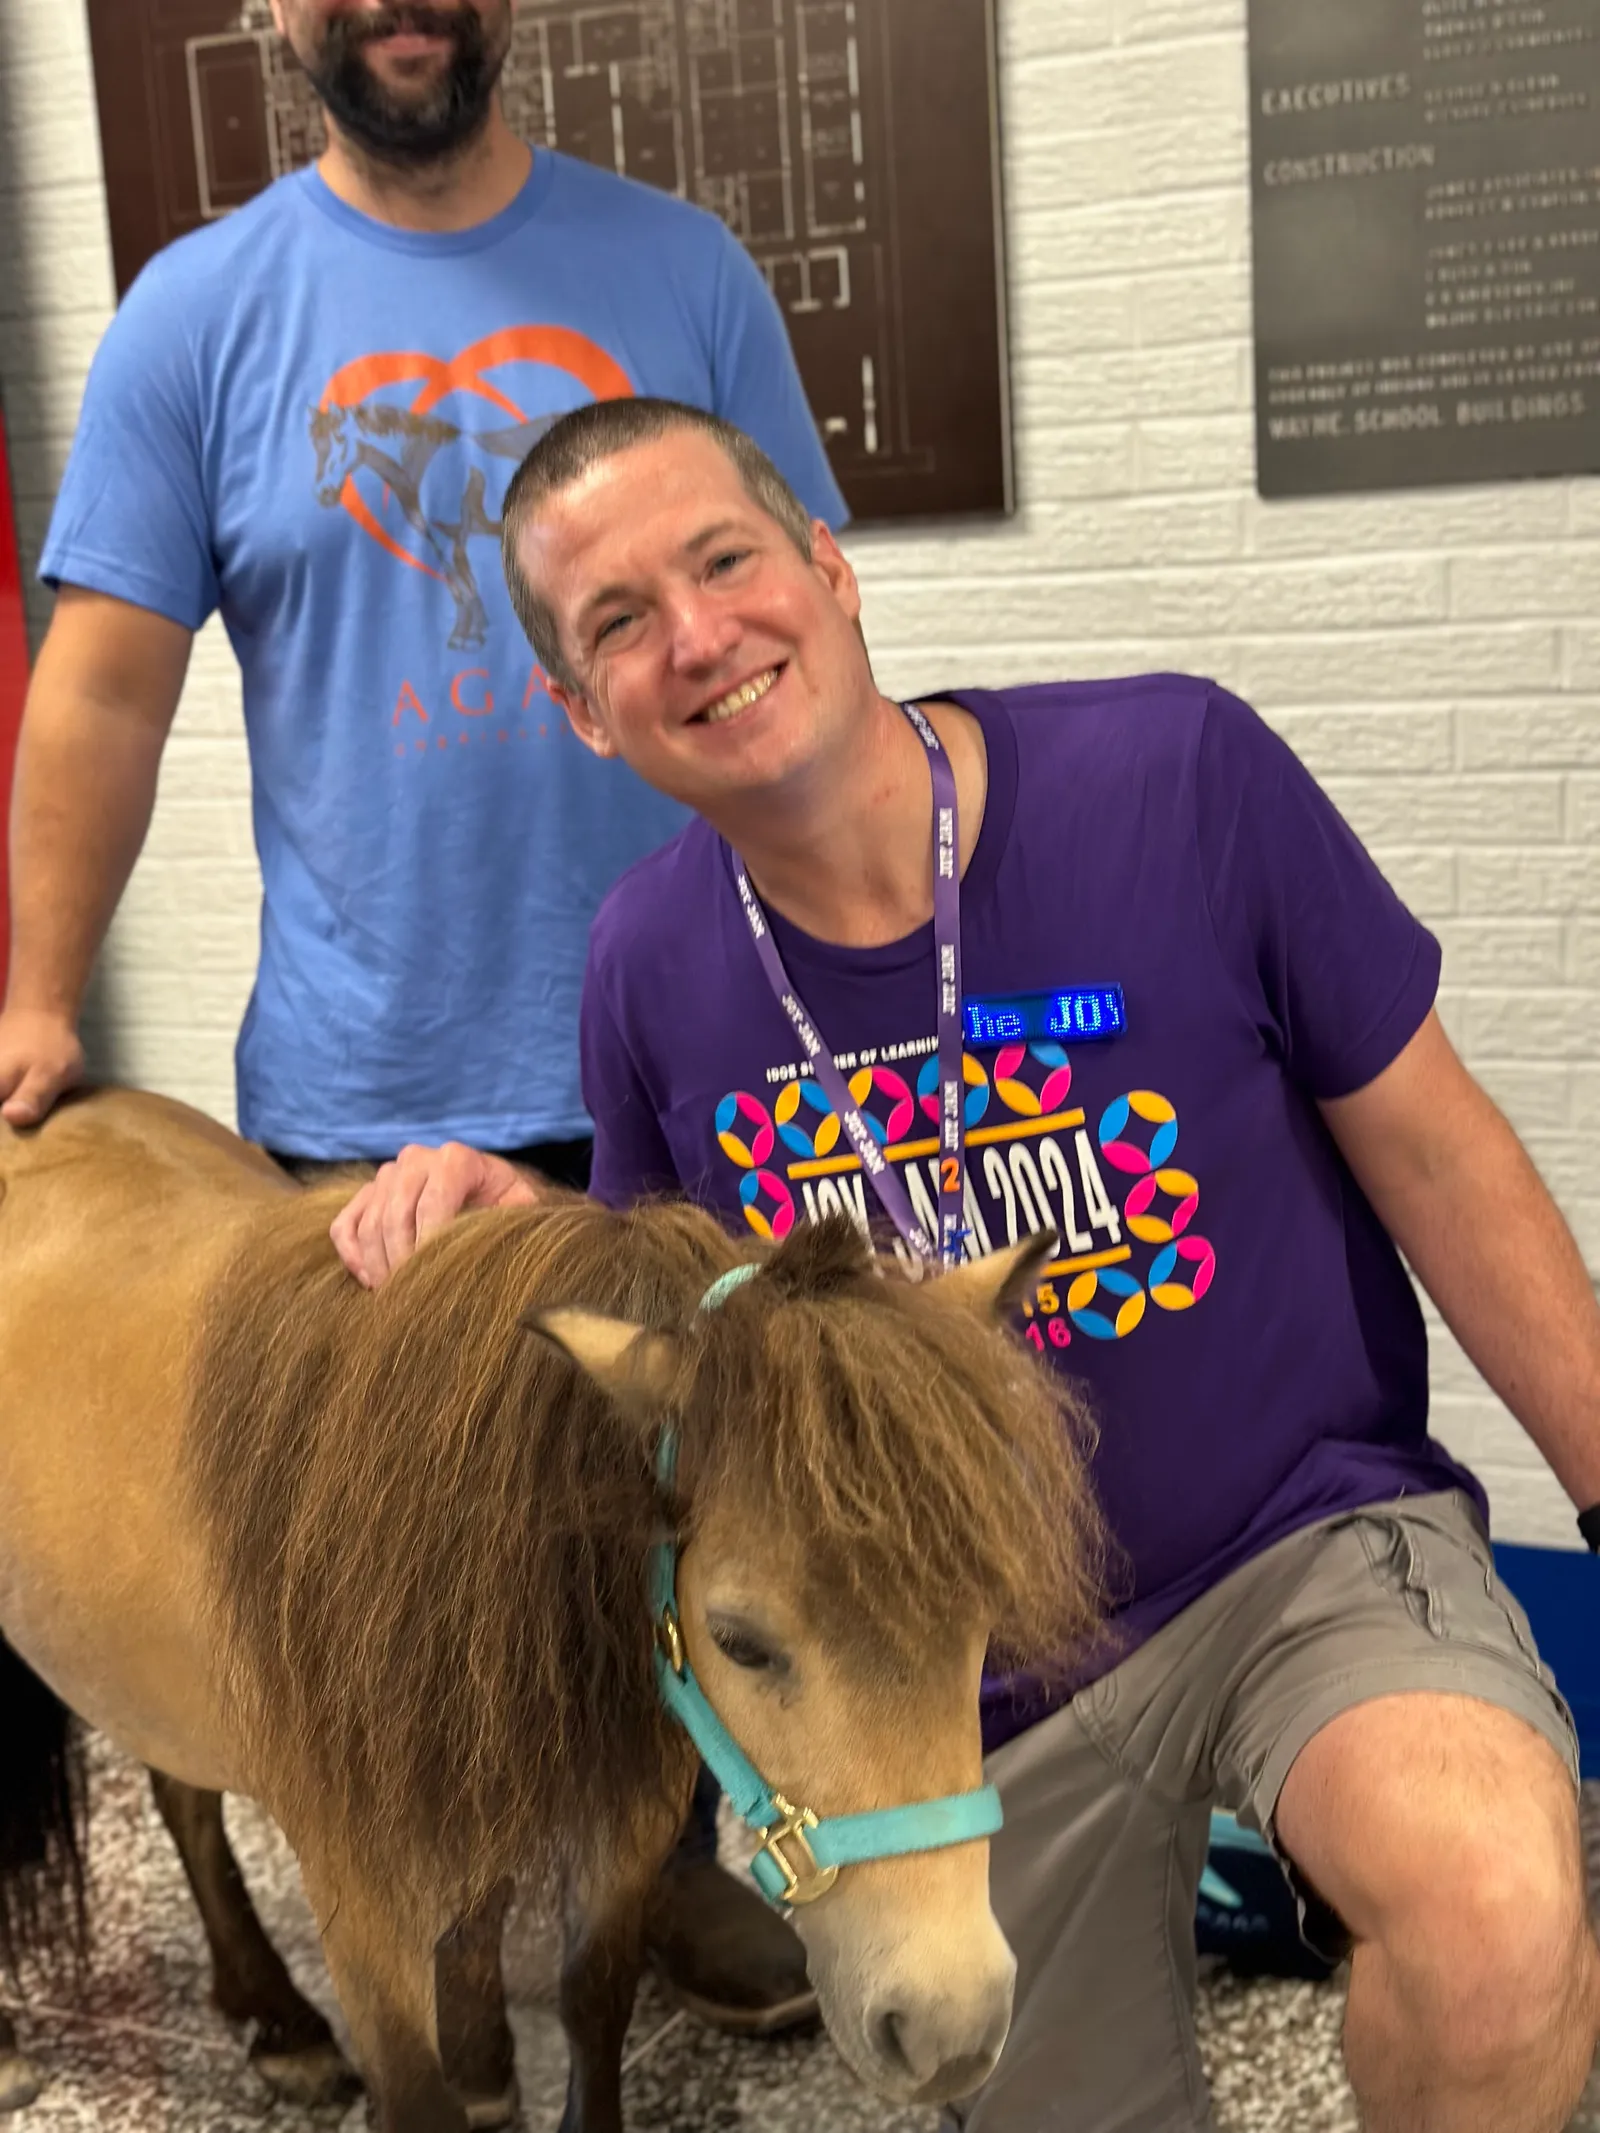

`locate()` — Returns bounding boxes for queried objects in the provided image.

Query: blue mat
[1494,1541,1600,1779]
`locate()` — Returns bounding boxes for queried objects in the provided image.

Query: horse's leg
[0,2009,42,2114]
[556,1865,659,2133]
[297,1846,467,2133]
[435,1880,518,2131]
[148,1772,359,2109]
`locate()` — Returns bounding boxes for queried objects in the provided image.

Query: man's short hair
[500,398,816,692]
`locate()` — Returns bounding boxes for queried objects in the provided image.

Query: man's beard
[300,4,510,168]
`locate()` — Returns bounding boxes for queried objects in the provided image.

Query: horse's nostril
[873,2008,913,2076]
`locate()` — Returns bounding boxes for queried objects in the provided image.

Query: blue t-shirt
[41,155,845,1156]
[580,680,1482,1748]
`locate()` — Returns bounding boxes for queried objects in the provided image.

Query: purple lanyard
[731,701,965,1267]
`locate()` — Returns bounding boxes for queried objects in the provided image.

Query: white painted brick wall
[3,1,1597,1545]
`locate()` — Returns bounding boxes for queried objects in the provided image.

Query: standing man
[338,399,1600,2133]
[1,1,840,2033]
[0,0,843,1167]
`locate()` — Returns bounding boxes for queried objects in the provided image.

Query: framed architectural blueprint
[83,1,1014,522]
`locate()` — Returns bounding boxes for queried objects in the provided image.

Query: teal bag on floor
[1195,1812,1337,1981]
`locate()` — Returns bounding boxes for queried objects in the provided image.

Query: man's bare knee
[1357,1814,1595,2077]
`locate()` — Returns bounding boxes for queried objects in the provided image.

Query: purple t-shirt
[581,678,1482,1748]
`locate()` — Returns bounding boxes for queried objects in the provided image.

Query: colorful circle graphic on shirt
[716,1091,776,1171]
[1098,1091,1179,1175]
[740,1169,796,1242]
[993,1043,1074,1118]
[773,1078,841,1161]
[918,1052,992,1128]
[1066,1266,1147,1341]
[847,1065,916,1146]
[1124,1168,1200,1245]
[1148,1236,1216,1311]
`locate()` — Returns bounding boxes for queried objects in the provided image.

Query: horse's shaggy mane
[187,1200,1103,1918]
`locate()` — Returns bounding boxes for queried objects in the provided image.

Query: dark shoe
[644,1853,820,2037]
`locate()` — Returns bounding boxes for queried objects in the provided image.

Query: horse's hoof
[462,2078,521,2129]
[252,2038,363,2110]
[0,2052,44,2113]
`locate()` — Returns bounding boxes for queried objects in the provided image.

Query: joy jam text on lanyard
[733,700,965,1268]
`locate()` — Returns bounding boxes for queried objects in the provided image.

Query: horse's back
[0,1085,290,1233]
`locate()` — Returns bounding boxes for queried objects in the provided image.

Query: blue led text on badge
[962,986,1127,1045]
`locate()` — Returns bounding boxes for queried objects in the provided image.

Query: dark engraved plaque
[82,0,1013,524]
[1249,0,1600,497]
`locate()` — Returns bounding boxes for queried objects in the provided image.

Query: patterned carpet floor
[2,1741,1596,2131]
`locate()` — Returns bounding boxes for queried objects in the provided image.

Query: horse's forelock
[673,1218,1107,1679]
[758,1210,877,1297]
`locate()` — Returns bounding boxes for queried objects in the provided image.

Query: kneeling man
[334,398,1600,2133]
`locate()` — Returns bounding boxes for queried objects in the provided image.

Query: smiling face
[270,1,513,165]
[514,430,881,819]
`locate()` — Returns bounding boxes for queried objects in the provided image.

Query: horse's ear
[522,1307,679,1405]
[937,1229,1060,1318]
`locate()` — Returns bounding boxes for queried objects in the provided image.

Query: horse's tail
[0,1638,89,1983]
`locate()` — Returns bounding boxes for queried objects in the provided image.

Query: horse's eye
[710,1623,780,1672]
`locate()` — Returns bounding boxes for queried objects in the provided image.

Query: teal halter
[648,1262,1004,1907]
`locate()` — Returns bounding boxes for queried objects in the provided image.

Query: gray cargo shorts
[949,1489,1579,2133]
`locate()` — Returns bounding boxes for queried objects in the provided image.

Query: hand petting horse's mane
[186,1198,1103,1922]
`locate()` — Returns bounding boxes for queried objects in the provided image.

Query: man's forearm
[1334,1056,1600,1510]
[6,690,166,1018]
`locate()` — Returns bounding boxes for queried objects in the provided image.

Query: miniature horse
[0,1089,1102,2129]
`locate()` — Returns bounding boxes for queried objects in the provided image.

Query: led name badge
[962,985,1127,1045]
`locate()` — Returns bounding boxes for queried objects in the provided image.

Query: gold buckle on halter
[756,1794,839,1906]
[655,1605,687,1678]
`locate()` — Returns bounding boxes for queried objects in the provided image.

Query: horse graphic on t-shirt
[308,330,636,653]
[309,400,553,651]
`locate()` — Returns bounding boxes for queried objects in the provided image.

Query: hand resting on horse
[329,1141,541,1288]
[0,1005,86,1130]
